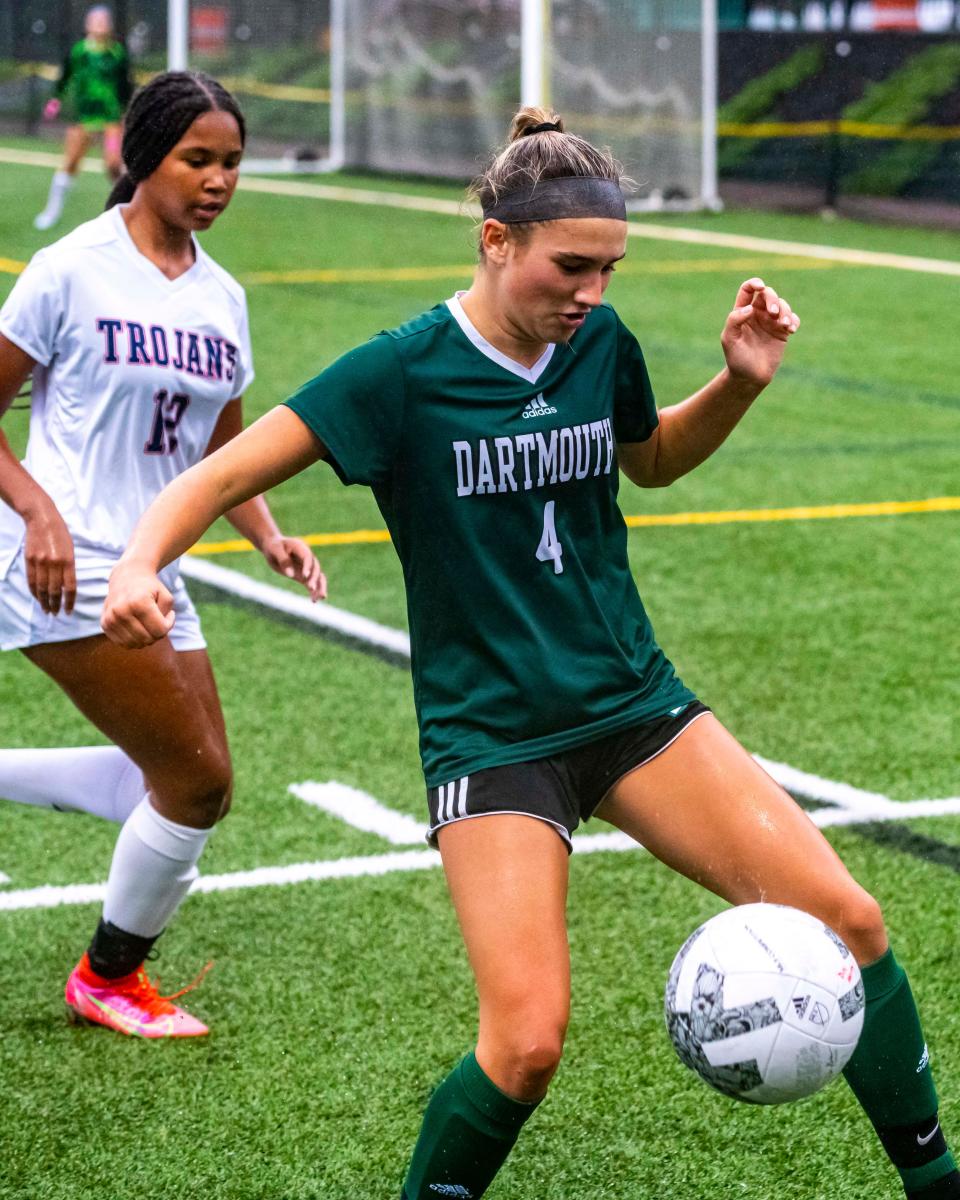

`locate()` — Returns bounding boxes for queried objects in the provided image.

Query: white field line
[0,835,640,912]
[624,220,960,279]
[290,780,428,845]
[3,146,960,279]
[2,764,959,912]
[754,755,898,816]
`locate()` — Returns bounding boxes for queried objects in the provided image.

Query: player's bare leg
[596,714,959,1200]
[102,122,123,180]
[62,125,92,175]
[440,813,570,1100]
[401,815,568,1198]
[593,713,887,964]
[33,126,91,230]
[25,634,231,1036]
[25,634,231,828]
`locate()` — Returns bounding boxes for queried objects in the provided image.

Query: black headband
[482,176,627,224]
[521,121,562,136]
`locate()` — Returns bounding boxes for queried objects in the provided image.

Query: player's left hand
[721,278,800,389]
[261,535,326,602]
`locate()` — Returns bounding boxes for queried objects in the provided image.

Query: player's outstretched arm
[103,406,326,648]
[618,279,800,488]
[203,398,325,602]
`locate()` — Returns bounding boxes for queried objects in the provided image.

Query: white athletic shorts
[0,542,205,653]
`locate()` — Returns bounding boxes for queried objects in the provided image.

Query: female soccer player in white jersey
[0,71,323,1038]
[103,109,958,1196]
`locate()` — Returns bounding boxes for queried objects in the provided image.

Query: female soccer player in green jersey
[34,6,132,231]
[102,108,958,1199]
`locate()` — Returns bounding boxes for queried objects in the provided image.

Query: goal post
[167,0,187,73]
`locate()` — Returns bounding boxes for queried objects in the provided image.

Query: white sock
[102,799,213,938]
[0,745,145,822]
[34,170,73,227]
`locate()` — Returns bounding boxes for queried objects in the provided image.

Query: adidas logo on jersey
[522,393,557,419]
[428,1186,473,1197]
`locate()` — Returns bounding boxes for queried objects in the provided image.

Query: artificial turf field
[0,141,959,1199]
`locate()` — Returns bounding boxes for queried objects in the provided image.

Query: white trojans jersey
[0,205,253,573]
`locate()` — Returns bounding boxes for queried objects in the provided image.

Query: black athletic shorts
[426,700,711,850]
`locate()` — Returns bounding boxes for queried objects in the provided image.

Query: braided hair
[105,71,245,209]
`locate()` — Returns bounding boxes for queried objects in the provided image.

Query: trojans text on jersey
[95,318,240,383]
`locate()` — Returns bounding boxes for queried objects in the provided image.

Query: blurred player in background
[33,6,132,232]
[0,71,323,1038]
[103,108,959,1197]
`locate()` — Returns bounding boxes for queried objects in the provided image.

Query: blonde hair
[468,105,625,214]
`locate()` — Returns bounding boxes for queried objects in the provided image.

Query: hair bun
[509,106,565,142]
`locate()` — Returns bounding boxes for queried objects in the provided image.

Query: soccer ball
[664,903,865,1105]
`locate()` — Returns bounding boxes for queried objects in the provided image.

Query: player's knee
[827,887,887,965]
[181,750,233,826]
[491,1016,567,1099]
[215,779,234,821]
[511,1030,565,1096]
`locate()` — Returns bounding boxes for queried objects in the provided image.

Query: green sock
[843,948,958,1196]
[401,1052,540,1200]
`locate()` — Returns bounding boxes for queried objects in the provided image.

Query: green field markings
[857,823,960,873]
[3,144,960,277]
[188,496,960,557]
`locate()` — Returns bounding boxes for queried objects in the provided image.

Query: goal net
[169,0,718,209]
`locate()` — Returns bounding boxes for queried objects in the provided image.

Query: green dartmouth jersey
[286,296,695,786]
[56,38,131,125]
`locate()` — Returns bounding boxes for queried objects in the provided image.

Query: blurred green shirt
[55,38,131,125]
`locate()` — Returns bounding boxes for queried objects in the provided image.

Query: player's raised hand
[101,563,175,648]
[23,500,77,616]
[261,534,327,602]
[721,278,800,389]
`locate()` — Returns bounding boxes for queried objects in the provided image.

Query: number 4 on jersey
[536,500,564,575]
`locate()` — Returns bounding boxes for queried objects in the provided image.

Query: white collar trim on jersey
[110,204,204,290]
[446,293,555,384]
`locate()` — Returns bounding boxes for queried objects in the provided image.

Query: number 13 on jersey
[536,500,564,575]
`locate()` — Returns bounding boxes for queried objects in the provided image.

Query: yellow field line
[190,529,391,554]
[719,119,960,141]
[12,63,960,139]
[242,255,835,287]
[623,496,960,528]
[215,76,331,104]
[243,264,473,285]
[190,497,960,555]
[15,62,328,103]
[1,255,835,286]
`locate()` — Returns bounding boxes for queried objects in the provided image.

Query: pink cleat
[65,953,209,1038]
